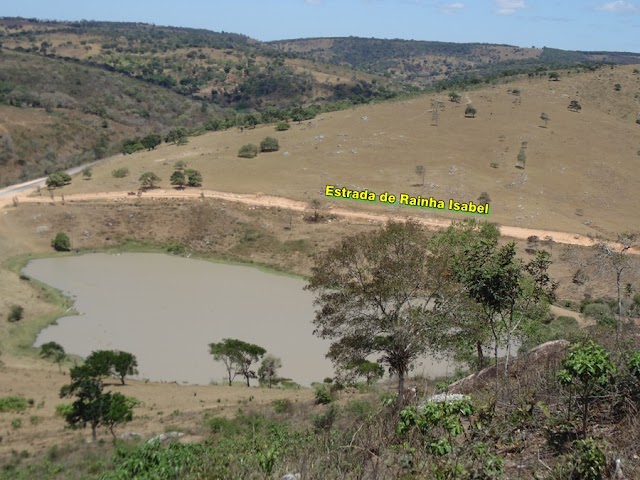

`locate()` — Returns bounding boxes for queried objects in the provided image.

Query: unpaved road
[5,188,634,252]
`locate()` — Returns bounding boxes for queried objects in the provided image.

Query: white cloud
[494,0,526,15]
[441,2,465,13]
[596,1,638,12]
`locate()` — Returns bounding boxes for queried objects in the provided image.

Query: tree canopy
[209,339,267,386]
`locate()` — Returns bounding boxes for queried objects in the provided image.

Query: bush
[7,304,24,322]
[312,404,338,433]
[583,303,615,326]
[238,144,259,158]
[166,242,186,256]
[573,437,607,480]
[465,105,477,117]
[260,137,280,152]
[112,167,130,178]
[314,385,334,405]
[11,418,22,430]
[55,403,74,418]
[0,396,29,412]
[272,399,293,414]
[275,121,290,131]
[51,232,71,252]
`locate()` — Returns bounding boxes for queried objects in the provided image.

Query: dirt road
[4,188,628,252]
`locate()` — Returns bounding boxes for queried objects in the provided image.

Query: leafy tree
[477,192,491,206]
[84,350,115,378]
[258,354,282,388]
[174,160,187,171]
[614,83,621,92]
[82,167,93,179]
[139,171,161,189]
[84,350,139,385]
[103,393,136,439]
[260,137,280,152]
[305,221,452,403]
[540,112,550,127]
[141,134,162,150]
[7,304,24,323]
[238,144,259,158]
[348,359,384,385]
[40,341,66,372]
[121,138,145,155]
[464,105,477,118]
[415,165,425,186]
[549,71,560,81]
[51,232,71,252]
[46,172,71,189]
[170,170,186,189]
[209,339,266,386]
[448,91,461,103]
[557,341,616,436]
[185,169,203,187]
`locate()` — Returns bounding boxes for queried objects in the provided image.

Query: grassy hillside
[57,65,640,237]
[0,48,223,186]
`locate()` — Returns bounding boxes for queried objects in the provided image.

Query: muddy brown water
[24,253,456,386]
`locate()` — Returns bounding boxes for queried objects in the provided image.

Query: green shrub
[238,144,259,158]
[314,385,334,405]
[166,242,186,256]
[345,399,373,418]
[29,415,42,425]
[51,232,71,252]
[312,404,338,433]
[582,303,615,326]
[573,437,607,480]
[0,396,28,412]
[55,403,73,418]
[275,121,290,131]
[11,418,22,430]
[272,398,293,414]
[112,167,130,178]
[260,137,279,152]
[7,304,24,323]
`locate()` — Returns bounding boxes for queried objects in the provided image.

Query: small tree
[448,92,461,103]
[110,351,139,385]
[209,339,266,386]
[348,360,384,385]
[82,167,93,179]
[477,192,491,206]
[557,341,615,437]
[568,100,582,113]
[174,160,187,171]
[40,341,66,372]
[516,148,527,169]
[415,165,425,186]
[141,134,162,151]
[51,232,71,252]
[260,137,280,153]
[306,199,324,223]
[465,105,477,118]
[238,144,259,158]
[7,304,24,323]
[139,172,161,189]
[549,72,560,81]
[170,170,186,189]
[258,354,282,388]
[46,172,71,189]
[112,167,129,178]
[103,393,136,438]
[540,112,550,127]
[185,169,203,187]
[614,83,621,92]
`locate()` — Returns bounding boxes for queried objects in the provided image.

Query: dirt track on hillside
[6,188,635,253]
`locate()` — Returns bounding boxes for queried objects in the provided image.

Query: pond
[24,253,456,386]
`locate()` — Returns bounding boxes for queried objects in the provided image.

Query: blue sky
[2,0,638,52]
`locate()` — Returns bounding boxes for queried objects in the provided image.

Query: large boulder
[448,340,570,394]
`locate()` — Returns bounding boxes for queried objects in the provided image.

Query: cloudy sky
[3,0,638,52]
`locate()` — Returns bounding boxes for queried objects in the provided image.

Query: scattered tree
[516,148,527,169]
[139,172,161,189]
[141,134,162,151]
[448,92,461,103]
[185,169,203,187]
[260,137,280,152]
[415,165,425,186]
[209,339,266,386]
[540,112,550,127]
[549,72,560,81]
[258,354,282,388]
[275,121,290,131]
[170,170,186,189]
[174,160,187,171]
[82,167,93,179]
[238,144,259,158]
[477,192,491,206]
[84,350,139,385]
[103,393,137,439]
[40,341,66,372]
[614,83,621,92]
[348,359,385,385]
[51,232,71,252]
[46,172,71,189]
[7,304,24,323]
[305,198,325,223]
[464,105,477,118]
[431,99,444,125]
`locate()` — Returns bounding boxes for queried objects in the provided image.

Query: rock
[281,474,301,480]
[118,432,141,440]
[147,431,185,444]
[448,340,570,394]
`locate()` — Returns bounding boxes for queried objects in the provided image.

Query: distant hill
[269,37,640,88]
